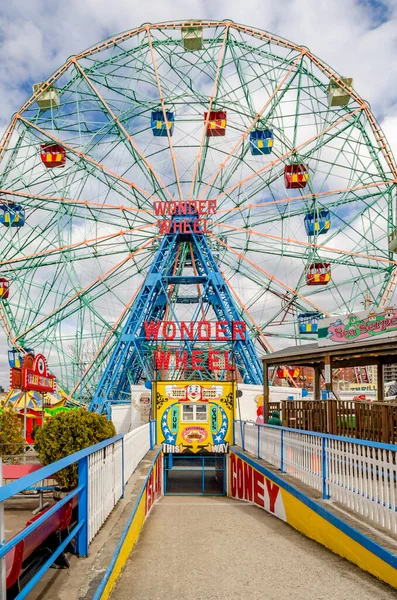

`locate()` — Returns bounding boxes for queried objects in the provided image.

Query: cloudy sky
[0,0,396,389]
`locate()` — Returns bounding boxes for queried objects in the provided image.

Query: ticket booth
[154,381,235,495]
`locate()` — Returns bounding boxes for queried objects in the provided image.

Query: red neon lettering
[208,350,220,370]
[153,202,168,216]
[175,351,187,370]
[198,200,207,215]
[181,321,194,340]
[198,321,211,341]
[237,458,244,499]
[173,220,183,233]
[216,321,229,341]
[243,463,253,501]
[253,470,265,507]
[183,219,192,233]
[225,351,235,371]
[162,321,176,340]
[157,219,171,234]
[178,202,188,215]
[154,350,171,370]
[230,454,236,496]
[192,350,204,370]
[208,200,217,214]
[265,479,280,513]
[232,321,246,341]
[144,321,161,340]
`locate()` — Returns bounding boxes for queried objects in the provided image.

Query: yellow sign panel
[154,380,235,454]
[349,383,377,392]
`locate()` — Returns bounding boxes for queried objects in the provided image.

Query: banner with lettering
[318,306,397,347]
[229,451,286,521]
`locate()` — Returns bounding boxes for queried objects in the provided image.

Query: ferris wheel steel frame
[0,20,395,403]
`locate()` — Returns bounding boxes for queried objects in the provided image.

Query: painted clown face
[187,384,201,402]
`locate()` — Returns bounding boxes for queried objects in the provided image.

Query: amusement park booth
[261,307,397,423]
[154,380,235,495]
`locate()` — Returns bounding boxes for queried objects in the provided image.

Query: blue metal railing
[234,420,397,509]
[0,421,156,599]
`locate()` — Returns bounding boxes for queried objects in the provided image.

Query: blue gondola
[304,209,331,236]
[151,110,174,137]
[249,129,273,155]
[298,312,323,334]
[8,349,22,368]
[0,203,25,227]
[8,347,34,368]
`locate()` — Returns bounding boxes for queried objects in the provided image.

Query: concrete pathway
[111,496,396,600]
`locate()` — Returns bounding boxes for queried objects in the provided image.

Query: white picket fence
[123,423,153,483]
[88,422,154,543]
[235,421,397,534]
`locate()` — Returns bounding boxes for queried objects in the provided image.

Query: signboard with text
[318,306,397,347]
[11,353,56,392]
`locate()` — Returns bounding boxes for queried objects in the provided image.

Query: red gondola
[306,263,331,286]
[284,164,308,189]
[205,111,227,137]
[0,277,10,299]
[40,144,66,168]
[277,367,300,378]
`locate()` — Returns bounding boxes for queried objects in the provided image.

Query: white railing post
[280,429,285,473]
[322,436,329,499]
[233,422,397,534]
[257,424,260,459]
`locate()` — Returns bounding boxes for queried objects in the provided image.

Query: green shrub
[34,409,116,489]
[0,410,25,457]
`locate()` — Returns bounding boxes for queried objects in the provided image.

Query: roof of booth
[261,335,397,368]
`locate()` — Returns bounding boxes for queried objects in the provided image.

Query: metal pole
[263,361,270,423]
[78,456,89,556]
[377,361,384,403]
[23,392,27,443]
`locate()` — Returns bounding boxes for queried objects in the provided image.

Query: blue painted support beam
[89,216,263,416]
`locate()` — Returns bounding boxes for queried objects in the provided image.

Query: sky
[0,0,396,389]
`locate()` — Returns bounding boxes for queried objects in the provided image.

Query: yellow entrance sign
[154,381,235,453]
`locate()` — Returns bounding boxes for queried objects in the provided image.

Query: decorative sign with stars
[155,381,234,454]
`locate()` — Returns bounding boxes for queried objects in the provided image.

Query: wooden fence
[271,400,397,444]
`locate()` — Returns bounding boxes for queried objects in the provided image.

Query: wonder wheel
[0,20,396,397]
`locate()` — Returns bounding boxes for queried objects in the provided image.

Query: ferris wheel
[0,20,396,397]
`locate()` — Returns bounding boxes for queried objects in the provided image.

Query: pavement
[111,496,396,600]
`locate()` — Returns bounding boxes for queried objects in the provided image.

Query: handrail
[0,424,154,598]
[234,419,397,534]
[0,486,82,558]
[234,419,397,451]
[0,434,123,502]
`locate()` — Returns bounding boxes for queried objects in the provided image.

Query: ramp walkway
[110,496,395,600]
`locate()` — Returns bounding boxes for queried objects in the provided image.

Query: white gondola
[33,82,60,111]
[388,229,397,252]
[182,23,203,51]
[327,77,353,107]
